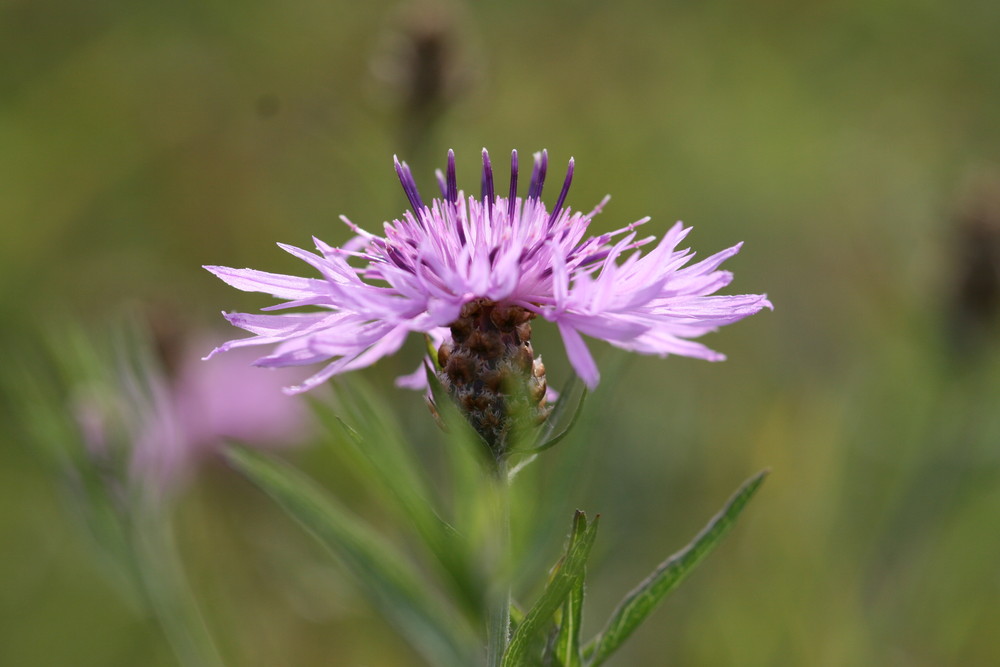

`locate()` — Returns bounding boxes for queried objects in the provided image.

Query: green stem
[485,458,511,667]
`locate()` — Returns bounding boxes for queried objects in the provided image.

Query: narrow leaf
[524,386,587,455]
[502,511,600,667]
[552,511,590,667]
[226,446,476,666]
[532,373,584,450]
[309,392,475,607]
[422,360,500,551]
[509,602,525,633]
[583,470,768,666]
[554,570,585,667]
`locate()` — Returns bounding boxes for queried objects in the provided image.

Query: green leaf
[424,333,443,371]
[308,387,479,615]
[507,375,587,482]
[532,373,586,451]
[502,511,600,667]
[320,377,440,515]
[509,601,525,633]
[548,506,591,667]
[422,360,503,550]
[583,470,769,666]
[225,446,477,666]
[553,565,586,667]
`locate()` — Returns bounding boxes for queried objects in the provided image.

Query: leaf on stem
[553,558,586,667]
[533,374,587,452]
[507,375,587,483]
[583,470,769,666]
[502,510,600,667]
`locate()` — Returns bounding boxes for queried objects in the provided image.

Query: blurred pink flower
[128,336,313,495]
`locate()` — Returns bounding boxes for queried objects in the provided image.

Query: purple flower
[205,149,771,394]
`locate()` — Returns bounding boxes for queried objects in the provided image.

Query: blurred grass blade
[226,445,476,666]
[327,372,502,623]
[502,511,600,667]
[583,470,768,666]
[130,515,227,667]
[423,360,499,545]
[308,388,479,614]
[323,376,441,514]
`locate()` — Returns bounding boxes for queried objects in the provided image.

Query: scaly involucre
[205,149,771,393]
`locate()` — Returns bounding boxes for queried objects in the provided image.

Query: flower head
[206,149,771,402]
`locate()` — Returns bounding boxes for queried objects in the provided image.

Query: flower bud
[437,299,550,456]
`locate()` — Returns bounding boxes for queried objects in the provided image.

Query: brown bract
[435,299,550,456]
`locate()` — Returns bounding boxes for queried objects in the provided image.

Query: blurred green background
[3,0,1000,664]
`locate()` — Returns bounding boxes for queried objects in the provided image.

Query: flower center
[437,299,550,456]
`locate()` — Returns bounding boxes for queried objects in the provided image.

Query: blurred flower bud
[946,167,1000,355]
[370,1,477,155]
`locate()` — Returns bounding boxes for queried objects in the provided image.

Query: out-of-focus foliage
[3,0,1000,664]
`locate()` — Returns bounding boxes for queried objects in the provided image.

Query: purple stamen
[481,148,495,215]
[446,149,458,204]
[527,150,548,200]
[507,149,519,219]
[547,157,575,227]
[442,149,465,245]
[393,155,425,215]
[386,246,413,271]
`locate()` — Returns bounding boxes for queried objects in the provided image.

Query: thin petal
[204,266,326,300]
[557,322,600,389]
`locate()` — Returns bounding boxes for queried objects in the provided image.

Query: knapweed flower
[206,149,771,451]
